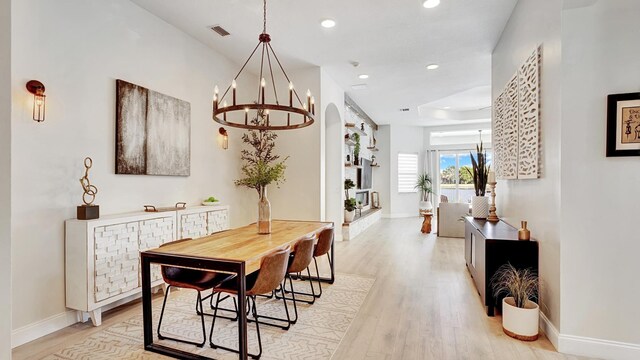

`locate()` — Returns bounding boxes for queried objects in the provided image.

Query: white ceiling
[130,0,517,126]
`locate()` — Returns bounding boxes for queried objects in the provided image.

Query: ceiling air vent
[400,108,410,112]
[210,25,230,37]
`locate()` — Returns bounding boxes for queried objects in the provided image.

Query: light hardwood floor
[14,217,590,360]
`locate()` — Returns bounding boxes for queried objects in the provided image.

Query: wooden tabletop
[145,220,333,274]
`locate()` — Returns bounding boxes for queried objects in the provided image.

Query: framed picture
[371,191,380,209]
[607,92,640,157]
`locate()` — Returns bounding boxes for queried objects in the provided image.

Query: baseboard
[383,213,418,219]
[539,312,559,350]
[11,309,78,348]
[558,334,640,360]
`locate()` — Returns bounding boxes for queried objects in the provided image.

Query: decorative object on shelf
[360,122,365,131]
[606,92,640,157]
[346,154,351,164]
[491,263,539,341]
[116,79,191,176]
[211,0,315,131]
[202,196,221,206]
[77,157,99,220]
[144,202,187,213]
[371,191,380,208]
[494,47,540,179]
[26,80,46,122]
[371,154,376,166]
[344,179,356,222]
[487,170,499,222]
[415,173,434,213]
[235,108,288,234]
[218,127,228,150]
[352,133,361,166]
[518,221,531,241]
[464,140,490,219]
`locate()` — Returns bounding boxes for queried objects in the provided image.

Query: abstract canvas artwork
[116,80,191,176]
[493,47,540,180]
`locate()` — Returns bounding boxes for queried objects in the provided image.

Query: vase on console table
[471,196,489,219]
[258,185,271,234]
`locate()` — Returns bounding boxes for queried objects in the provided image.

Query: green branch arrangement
[463,141,490,196]
[234,108,288,194]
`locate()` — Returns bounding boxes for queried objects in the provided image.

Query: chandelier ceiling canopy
[212,0,315,131]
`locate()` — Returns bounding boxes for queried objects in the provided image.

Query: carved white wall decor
[517,48,541,179]
[493,46,540,180]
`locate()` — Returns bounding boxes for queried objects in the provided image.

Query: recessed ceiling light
[443,106,451,109]
[321,19,336,28]
[358,74,369,79]
[423,0,441,9]
[426,64,439,70]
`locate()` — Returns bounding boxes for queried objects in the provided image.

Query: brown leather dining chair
[209,246,291,359]
[156,238,235,347]
[308,227,334,298]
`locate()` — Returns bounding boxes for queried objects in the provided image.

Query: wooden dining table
[140,220,334,360]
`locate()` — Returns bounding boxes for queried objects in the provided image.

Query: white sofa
[437,203,470,238]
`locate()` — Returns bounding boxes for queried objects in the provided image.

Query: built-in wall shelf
[371,164,381,168]
[345,164,362,168]
[345,124,367,137]
[345,138,356,146]
[367,146,379,152]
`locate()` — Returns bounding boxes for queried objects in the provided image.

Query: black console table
[464,217,538,316]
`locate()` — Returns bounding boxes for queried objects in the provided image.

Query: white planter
[502,297,539,341]
[419,200,433,213]
[344,210,355,223]
[471,196,489,219]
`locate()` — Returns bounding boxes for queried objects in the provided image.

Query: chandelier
[212,0,315,131]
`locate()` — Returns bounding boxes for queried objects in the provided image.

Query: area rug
[44,274,375,360]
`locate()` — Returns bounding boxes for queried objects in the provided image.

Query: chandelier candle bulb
[232,79,237,106]
[289,82,293,107]
[307,89,311,111]
[311,96,315,115]
[245,107,249,125]
[223,101,227,121]
[213,86,219,110]
[261,78,266,104]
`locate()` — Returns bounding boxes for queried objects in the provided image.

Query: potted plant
[344,179,356,222]
[491,263,540,341]
[415,173,434,213]
[352,133,361,166]
[463,141,490,218]
[235,109,288,234]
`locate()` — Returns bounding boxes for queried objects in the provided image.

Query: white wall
[321,69,345,236]
[373,125,391,217]
[388,125,425,217]
[492,0,563,331]
[560,0,640,355]
[268,67,322,221]
[11,0,257,338]
[0,0,12,356]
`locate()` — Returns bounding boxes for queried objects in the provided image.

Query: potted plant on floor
[344,179,356,222]
[415,173,434,213]
[491,263,540,341]
[463,141,490,219]
[235,108,288,234]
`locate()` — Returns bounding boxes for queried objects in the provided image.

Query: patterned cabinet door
[179,212,208,239]
[207,210,229,234]
[138,216,176,284]
[93,222,140,303]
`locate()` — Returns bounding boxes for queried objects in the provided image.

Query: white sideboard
[65,205,230,326]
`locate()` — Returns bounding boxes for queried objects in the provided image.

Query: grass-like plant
[463,141,490,196]
[235,108,288,194]
[491,263,539,308]
[415,173,433,202]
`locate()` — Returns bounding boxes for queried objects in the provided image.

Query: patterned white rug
[45,274,375,360]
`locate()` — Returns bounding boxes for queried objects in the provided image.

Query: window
[439,151,492,203]
[398,153,418,193]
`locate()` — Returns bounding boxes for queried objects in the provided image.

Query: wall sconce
[26,80,46,122]
[219,127,228,150]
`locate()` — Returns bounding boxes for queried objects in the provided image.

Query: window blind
[398,153,418,193]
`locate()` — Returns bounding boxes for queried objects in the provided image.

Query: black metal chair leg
[278,267,316,304]
[248,285,292,330]
[210,294,262,359]
[251,296,263,359]
[313,257,323,298]
[158,287,207,348]
[202,292,239,321]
